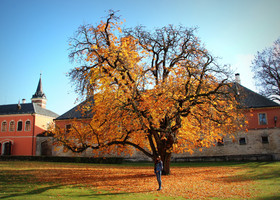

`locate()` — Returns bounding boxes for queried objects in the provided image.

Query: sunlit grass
[0,161,279,199]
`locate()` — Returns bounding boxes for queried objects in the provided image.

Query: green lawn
[235,162,280,200]
[0,161,279,200]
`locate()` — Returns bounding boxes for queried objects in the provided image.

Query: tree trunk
[162,152,172,175]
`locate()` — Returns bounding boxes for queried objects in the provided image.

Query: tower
[31,74,47,108]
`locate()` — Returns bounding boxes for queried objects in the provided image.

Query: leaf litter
[3,164,256,199]
[20,163,255,199]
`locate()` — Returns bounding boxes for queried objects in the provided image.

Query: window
[25,120,31,131]
[239,137,246,145]
[262,136,269,144]
[17,121,23,131]
[258,113,267,125]
[9,121,15,132]
[1,121,7,132]
[65,124,72,133]
[217,138,224,146]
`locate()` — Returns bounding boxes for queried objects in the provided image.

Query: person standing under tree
[154,156,163,191]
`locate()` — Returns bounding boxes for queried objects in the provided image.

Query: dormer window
[258,113,267,125]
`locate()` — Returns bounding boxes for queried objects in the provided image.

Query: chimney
[22,99,26,104]
[235,73,241,84]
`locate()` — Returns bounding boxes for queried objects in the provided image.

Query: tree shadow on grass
[0,169,66,199]
[0,182,152,199]
[0,184,62,199]
[222,162,280,183]
[256,196,280,200]
[0,168,155,199]
[203,162,280,199]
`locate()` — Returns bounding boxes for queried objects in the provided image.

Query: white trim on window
[25,120,31,131]
[9,120,15,132]
[1,121,7,132]
[17,120,23,131]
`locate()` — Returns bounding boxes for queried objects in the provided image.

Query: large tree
[54,12,244,174]
[251,37,280,101]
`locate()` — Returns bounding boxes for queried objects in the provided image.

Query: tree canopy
[54,12,245,174]
[251,37,280,101]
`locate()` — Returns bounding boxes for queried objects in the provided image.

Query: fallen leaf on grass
[15,164,254,199]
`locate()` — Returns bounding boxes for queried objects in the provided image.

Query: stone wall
[38,127,280,161]
[173,127,280,161]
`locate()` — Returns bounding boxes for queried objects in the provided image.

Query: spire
[31,74,47,108]
[32,73,46,99]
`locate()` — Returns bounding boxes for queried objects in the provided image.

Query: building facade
[53,74,280,161]
[174,76,280,161]
[0,76,58,156]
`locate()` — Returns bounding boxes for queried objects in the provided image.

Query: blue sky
[0,0,280,115]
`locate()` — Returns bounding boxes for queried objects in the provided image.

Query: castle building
[0,76,58,156]
[174,74,280,161]
[53,74,280,161]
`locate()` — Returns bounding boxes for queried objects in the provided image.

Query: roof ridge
[32,102,37,113]
[235,83,280,108]
[55,96,94,120]
[242,84,279,104]
[33,103,59,117]
[0,102,32,106]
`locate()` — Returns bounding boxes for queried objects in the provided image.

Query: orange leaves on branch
[64,11,246,165]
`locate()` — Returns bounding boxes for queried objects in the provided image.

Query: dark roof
[36,131,54,137]
[0,103,59,118]
[55,97,94,120]
[233,83,280,108]
[32,76,46,99]
[55,84,280,120]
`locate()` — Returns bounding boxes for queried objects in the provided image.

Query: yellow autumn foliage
[54,12,246,174]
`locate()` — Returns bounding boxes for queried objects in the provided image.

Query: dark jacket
[154,160,163,173]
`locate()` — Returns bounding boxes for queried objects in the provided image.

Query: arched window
[25,120,31,131]
[2,141,12,155]
[1,121,7,132]
[9,121,15,132]
[17,121,23,131]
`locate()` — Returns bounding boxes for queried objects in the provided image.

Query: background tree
[251,38,280,101]
[54,12,244,175]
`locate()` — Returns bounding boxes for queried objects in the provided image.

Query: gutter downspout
[32,113,36,156]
